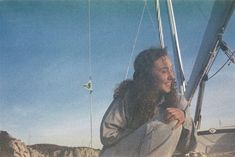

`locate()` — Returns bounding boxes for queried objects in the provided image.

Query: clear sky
[0,0,234,149]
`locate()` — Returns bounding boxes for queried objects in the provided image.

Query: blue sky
[0,0,234,148]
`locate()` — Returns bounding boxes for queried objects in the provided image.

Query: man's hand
[165,108,185,129]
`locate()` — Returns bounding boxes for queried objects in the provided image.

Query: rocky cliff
[0,131,100,157]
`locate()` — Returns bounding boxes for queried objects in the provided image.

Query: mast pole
[194,75,207,129]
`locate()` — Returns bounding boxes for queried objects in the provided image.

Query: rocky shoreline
[0,131,100,157]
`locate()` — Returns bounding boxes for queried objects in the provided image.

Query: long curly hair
[114,48,179,129]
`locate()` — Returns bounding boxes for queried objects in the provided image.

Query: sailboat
[0,0,234,156]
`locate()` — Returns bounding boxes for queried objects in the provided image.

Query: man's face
[152,56,175,93]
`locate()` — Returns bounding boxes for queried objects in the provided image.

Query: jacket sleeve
[100,97,132,147]
[176,96,197,153]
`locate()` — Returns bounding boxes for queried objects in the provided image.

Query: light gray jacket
[100,94,197,154]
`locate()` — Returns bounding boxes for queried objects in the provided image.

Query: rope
[208,52,234,80]
[125,0,147,79]
[155,0,165,48]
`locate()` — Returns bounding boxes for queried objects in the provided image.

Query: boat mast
[185,0,235,103]
[194,75,207,129]
[185,0,235,129]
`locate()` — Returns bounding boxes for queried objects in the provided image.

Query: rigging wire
[208,39,235,80]
[208,50,235,80]
[88,0,92,78]
[166,0,186,94]
[125,0,147,79]
[146,2,158,36]
[88,0,93,148]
